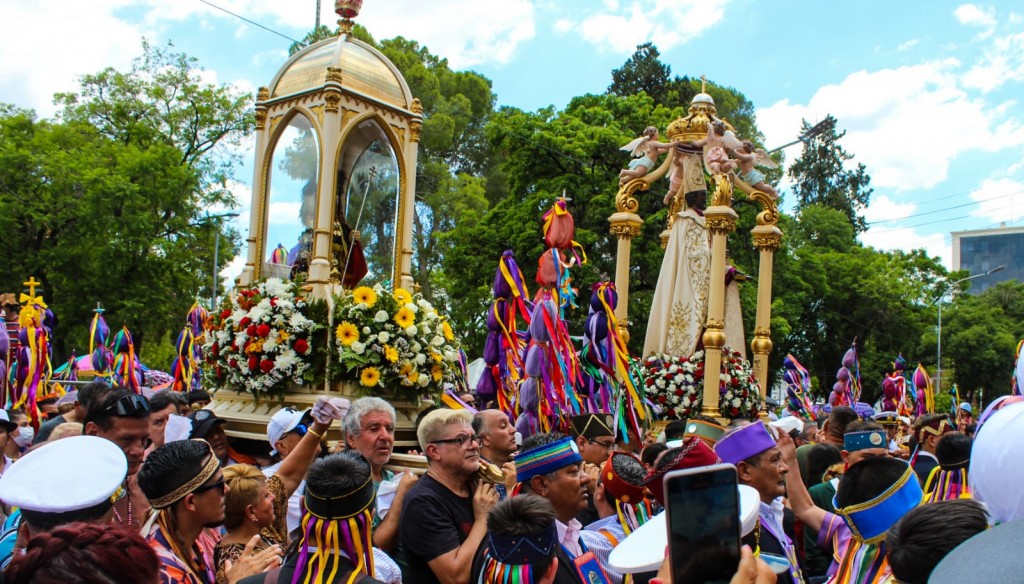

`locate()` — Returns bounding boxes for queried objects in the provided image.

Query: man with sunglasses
[401,408,499,584]
[84,387,152,530]
[139,438,281,584]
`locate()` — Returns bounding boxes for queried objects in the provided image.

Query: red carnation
[667,408,676,418]
[294,339,309,354]
[229,358,238,369]
[211,343,219,356]
[230,343,238,352]
[246,325,258,336]
[270,298,277,307]
[248,356,259,370]
[674,389,683,397]
[658,395,667,404]
[260,359,274,373]
[220,309,232,320]
[239,317,252,327]
[257,324,271,338]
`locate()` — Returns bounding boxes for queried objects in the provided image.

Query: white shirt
[262,461,304,535]
[559,518,622,584]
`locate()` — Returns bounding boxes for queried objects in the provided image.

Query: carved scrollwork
[324,91,341,113]
[615,179,649,214]
[410,98,423,115]
[409,120,422,143]
[256,86,270,102]
[325,66,344,85]
[706,318,725,330]
[709,173,733,207]
[609,221,642,239]
[752,232,782,251]
[705,215,737,235]
[749,190,779,226]
[254,108,267,129]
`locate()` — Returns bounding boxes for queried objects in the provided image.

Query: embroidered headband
[570,414,614,440]
[149,444,220,509]
[516,437,582,483]
[844,430,887,452]
[833,464,923,545]
[304,475,376,520]
[684,419,726,445]
[487,522,559,565]
[916,417,954,443]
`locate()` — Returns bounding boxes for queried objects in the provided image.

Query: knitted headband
[516,437,582,483]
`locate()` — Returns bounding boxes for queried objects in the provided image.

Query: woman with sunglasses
[214,411,331,584]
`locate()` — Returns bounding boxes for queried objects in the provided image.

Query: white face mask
[13,426,34,448]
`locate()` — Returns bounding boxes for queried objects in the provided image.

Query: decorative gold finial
[701,75,707,93]
[335,0,362,35]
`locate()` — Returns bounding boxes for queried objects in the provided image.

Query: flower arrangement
[641,347,762,420]
[333,283,461,400]
[204,278,321,399]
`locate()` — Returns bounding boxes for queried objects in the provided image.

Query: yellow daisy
[442,320,454,342]
[384,345,399,363]
[352,286,378,308]
[277,330,290,342]
[360,367,381,387]
[430,350,443,363]
[431,365,444,382]
[394,307,415,328]
[336,322,359,346]
[400,362,417,383]
[393,288,413,306]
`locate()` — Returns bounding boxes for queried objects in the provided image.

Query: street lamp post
[935,264,1006,395]
[206,212,240,309]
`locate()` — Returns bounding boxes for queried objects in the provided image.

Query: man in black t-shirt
[401,409,499,584]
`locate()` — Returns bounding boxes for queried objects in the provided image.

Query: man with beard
[343,397,416,553]
[138,439,281,584]
[716,421,804,584]
[516,433,621,584]
[401,409,499,584]
[84,387,151,530]
[472,409,517,500]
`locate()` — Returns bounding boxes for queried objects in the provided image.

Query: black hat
[570,414,614,439]
[187,409,226,439]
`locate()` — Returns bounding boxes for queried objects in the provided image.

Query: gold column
[609,180,648,343]
[241,87,271,286]
[701,174,738,418]
[308,68,345,297]
[400,98,423,291]
[749,192,782,398]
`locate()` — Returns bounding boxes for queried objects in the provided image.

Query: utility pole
[315,0,321,29]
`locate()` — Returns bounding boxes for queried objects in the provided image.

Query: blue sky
[2,0,1023,283]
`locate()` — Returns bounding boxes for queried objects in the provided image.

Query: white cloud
[962,31,1024,93]
[968,177,1024,224]
[862,226,951,268]
[757,58,1024,193]
[954,4,997,28]
[565,0,729,53]
[268,201,301,224]
[862,195,917,224]
[896,39,920,52]
[553,19,573,33]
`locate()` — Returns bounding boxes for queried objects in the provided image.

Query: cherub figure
[692,120,740,175]
[618,126,677,185]
[734,140,779,199]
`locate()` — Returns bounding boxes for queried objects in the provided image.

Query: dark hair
[185,390,211,405]
[845,420,884,434]
[520,432,565,453]
[413,405,441,440]
[936,432,972,469]
[137,439,212,505]
[83,388,150,430]
[885,499,988,584]
[5,522,159,584]
[611,453,647,487]
[6,408,25,422]
[835,456,909,508]
[913,413,949,434]
[486,496,557,577]
[805,443,843,488]
[664,420,688,440]
[640,443,668,467]
[76,380,111,412]
[148,390,178,413]
[827,406,859,439]
[306,451,371,499]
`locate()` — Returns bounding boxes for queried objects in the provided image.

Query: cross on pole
[22,277,41,298]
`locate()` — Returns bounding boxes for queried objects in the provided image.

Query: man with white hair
[400,409,499,584]
[343,396,417,553]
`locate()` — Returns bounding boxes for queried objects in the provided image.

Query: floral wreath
[641,347,761,420]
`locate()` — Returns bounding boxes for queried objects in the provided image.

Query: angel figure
[691,120,739,175]
[618,126,677,185]
[734,140,779,199]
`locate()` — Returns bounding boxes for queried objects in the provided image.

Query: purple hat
[715,421,778,465]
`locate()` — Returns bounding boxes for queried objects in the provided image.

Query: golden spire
[701,75,707,93]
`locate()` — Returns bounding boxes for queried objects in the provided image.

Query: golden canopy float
[210,0,426,449]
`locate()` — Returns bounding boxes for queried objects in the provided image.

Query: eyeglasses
[587,438,615,450]
[102,394,151,416]
[193,478,227,496]
[430,434,482,448]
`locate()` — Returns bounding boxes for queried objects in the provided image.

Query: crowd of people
[0,380,1021,584]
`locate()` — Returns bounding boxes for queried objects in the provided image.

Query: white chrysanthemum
[378,332,390,343]
[374,310,389,323]
[351,341,366,355]
[682,397,691,407]
[417,298,430,309]
[417,373,430,387]
[425,310,438,321]
[405,325,418,337]
[731,398,741,408]
[668,364,678,373]
[263,337,278,352]
[355,303,368,310]
[263,278,287,296]
[289,313,313,329]
[232,308,248,322]
[275,349,298,371]
[273,314,286,327]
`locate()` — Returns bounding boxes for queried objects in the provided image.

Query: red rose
[260,359,274,373]
[270,298,277,307]
[229,358,238,369]
[211,343,219,356]
[215,366,223,378]
[239,317,252,327]
[674,389,683,397]
[658,395,667,404]
[246,325,258,336]
[220,309,232,319]
[248,356,258,370]
[294,339,309,354]
[256,324,271,338]
[730,408,739,416]
[230,343,238,352]
[667,408,676,418]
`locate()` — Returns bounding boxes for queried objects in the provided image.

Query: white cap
[0,410,16,432]
[0,435,127,518]
[267,407,310,455]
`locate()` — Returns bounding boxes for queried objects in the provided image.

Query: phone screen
[665,465,740,584]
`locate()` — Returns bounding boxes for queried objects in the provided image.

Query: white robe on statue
[644,209,710,357]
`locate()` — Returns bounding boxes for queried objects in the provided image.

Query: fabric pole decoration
[913,363,934,415]
[89,306,114,379]
[782,354,816,420]
[482,251,532,418]
[830,341,860,408]
[0,321,8,409]
[270,243,289,265]
[187,302,209,391]
[170,327,196,392]
[893,355,915,417]
[112,326,143,394]
[13,281,51,428]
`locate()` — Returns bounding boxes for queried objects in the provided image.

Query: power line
[867,189,1024,228]
[197,0,303,44]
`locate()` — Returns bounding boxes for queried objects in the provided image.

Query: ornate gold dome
[667,92,734,143]
[268,35,414,109]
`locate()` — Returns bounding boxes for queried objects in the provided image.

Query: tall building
[951,225,1024,294]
